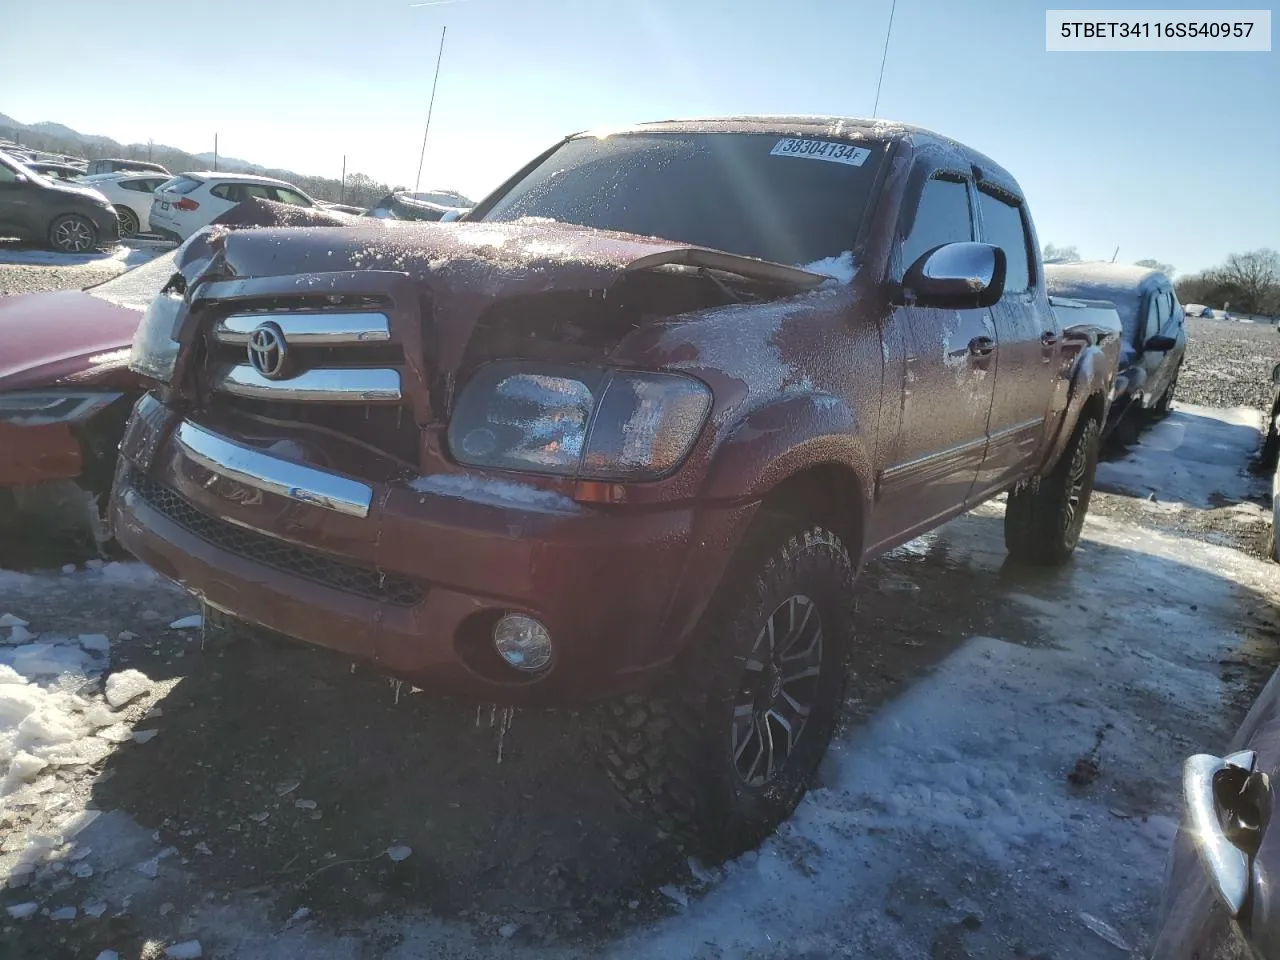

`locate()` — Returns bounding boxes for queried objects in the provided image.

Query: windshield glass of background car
[85,249,180,311]
[480,133,885,266]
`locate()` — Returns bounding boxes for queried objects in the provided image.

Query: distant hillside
[0,112,421,209]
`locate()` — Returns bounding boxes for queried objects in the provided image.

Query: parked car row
[0,117,1266,957]
[0,149,476,247]
[0,150,120,252]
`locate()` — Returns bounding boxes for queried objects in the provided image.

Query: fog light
[493,614,552,672]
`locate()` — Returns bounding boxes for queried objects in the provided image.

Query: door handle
[1183,750,1260,917]
[1041,331,1060,347]
[968,336,995,357]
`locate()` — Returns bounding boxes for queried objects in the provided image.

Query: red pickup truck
[110,117,1121,854]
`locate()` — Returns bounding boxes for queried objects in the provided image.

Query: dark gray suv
[0,151,120,252]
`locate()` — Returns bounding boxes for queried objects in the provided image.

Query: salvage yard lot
[1,280,1279,958]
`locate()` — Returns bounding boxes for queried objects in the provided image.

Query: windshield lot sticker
[770,139,870,166]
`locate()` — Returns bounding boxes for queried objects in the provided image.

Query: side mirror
[11,173,27,184]
[903,242,1006,309]
[1271,362,1280,385]
[1146,335,1177,352]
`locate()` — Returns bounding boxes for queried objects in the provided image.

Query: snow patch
[1095,403,1263,508]
[104,669,153,709]
[168,615,202,630]
[0,242,160,271]
[799,250,856,285]
[408,474,580,513]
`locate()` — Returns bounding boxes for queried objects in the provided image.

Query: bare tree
[1176,249,1280,315]
[1042,243,1080,262]
[1219,250,1280,314]
[1134,258,1175,277]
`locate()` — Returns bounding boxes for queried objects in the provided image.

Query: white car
[76,172,170,237]
[148,172,320,241]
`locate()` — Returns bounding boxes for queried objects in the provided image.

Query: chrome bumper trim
[212,365,402,402]
[214,312,391,345]
[174,421,373,518]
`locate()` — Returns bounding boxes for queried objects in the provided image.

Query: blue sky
[2,0,1275,273]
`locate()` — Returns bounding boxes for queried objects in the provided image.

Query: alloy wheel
[53,218,93,252]
[118,208,139,238]
[731,594,824,787]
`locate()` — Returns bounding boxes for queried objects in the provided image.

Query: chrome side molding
[212,365,402,402]
[213,312,392,346]
[174,421,373,518]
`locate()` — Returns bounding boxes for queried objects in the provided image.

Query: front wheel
[1005,415,1101,566]
[48,214,97,253]
[600,523,855,858]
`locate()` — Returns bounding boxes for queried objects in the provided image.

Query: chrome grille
[128,468,424,606]
[199,302,422,465]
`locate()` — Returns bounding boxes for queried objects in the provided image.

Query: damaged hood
[196,220,829,298]
[182,220,834,418]
[0,291,144,392]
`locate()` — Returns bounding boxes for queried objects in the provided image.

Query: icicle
[475,704,482,728]
[496,706,516,764]
[489,703,497,728]
[392,679,403,705]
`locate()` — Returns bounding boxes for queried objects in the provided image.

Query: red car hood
[0,290,145,392]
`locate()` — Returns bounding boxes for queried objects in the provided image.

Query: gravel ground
[1178,316,1278,411]
[0,262,122,297]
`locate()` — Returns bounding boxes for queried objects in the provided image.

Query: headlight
[449,362,711,481]
[0,391,123,426]
[128,288,185,384]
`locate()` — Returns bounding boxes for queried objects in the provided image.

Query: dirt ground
[2,301,1280,958]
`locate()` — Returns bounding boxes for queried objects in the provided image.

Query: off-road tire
[1004,415,1101,566]
[600,523,855,859]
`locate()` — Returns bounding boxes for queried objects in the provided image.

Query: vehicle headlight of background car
[127,288,185,384]
[0,391,124,426]
[448,362,712,481]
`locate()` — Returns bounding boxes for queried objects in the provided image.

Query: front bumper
[110,395,753,703]
[93,207,121,244]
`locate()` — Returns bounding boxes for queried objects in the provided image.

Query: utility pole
[414,25,448,195]
[213,133,219,172]
[340,155,347,204]
[148,138,154,162]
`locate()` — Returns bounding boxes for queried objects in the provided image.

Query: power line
[872,0,898,119]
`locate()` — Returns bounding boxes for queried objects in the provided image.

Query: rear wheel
[600,523,854,858]
[116,206,140,238]
[1005,415,1101,566]
[48,214,97,253]
[1154,369,1179,418]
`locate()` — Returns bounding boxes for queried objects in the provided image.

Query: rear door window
[899,176,973,277]
[271,187,310,207]
[161,176,203,195]
[977,188,1033,294]
[210,183,240,202]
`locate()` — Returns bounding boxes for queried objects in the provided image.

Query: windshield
[1045,276,1144,343]
[85,249,179,311]
[480,132,885,267]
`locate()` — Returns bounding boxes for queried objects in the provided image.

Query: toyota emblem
[247,323,288,379]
